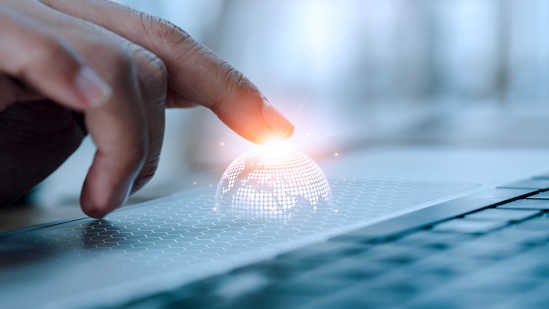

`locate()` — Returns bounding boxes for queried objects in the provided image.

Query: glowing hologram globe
[215,146,331,221]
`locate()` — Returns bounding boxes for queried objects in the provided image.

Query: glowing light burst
[215,140,331,221]
[258,139,296,163]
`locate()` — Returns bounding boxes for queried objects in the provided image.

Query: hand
[0,0,294,218]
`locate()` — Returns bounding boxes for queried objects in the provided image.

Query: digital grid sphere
[215,148,331,221]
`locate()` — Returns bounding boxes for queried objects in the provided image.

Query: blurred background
[102,0,549,165]
[5,0,549,228]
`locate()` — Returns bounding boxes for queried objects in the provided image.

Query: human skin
[0,0,294,218]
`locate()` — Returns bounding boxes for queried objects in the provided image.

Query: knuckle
[133,48,168,106]
[212,62,256,113]
[138,11,192,48]
[36,37,73,64]
[18,37,74,76]
[109,48,135,75]
[83,42,134,77]
[137,11,207,63]
[142,51,168,85]
[222,63,249,89]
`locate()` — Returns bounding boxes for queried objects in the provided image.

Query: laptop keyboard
[105,191,549,309]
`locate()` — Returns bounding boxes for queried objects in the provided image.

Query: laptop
[2,147,549,308]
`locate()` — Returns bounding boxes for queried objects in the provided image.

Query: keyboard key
[500,179,549,190]
[276,241,368,264]
[370,273,440,295]
[233,242,366,282]
[500,277,549,309]
[329,231,399,245]
[304,272,436,309]
[409,249,476,276]
[413,251,489,274]
[397,231,474,250]
[513,216,549,231]
[213,272,271,299]
[353,243,432,263]
[373,247,437,266]
[474,252,542,278]
[297,257,385,280]
[525,263,549,279]
[507,294,549,309]
[464,208,540,222]
[474,227,549,248]
[408,263,462,281]
[118,292,184,309]
[407,262,543,308]
[164,292,221,308]
[218,292,313,309]
[244,259,316,280]
[533,173,549,179]
[269,274,354,296]
[432,219,506,234]
[446,238,523,261]
[369,271,455,303]
[452,271,543,294]
[301,288,397,309]
[518,243,549,261]
[498,199,549,210]
[407,291,511,309]
[527,190,549,200]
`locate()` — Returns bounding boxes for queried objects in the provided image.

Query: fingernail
[261,99,294,138]
[75,67,111,108]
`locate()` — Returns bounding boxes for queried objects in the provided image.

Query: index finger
[41,0,294,144]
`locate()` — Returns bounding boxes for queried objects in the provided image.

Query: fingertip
[284,123,295,139]
[81,203,108,219]
[80,192,108,219]
[80,189,129,219]
[261,99,295,142]
[80,174,132,219]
